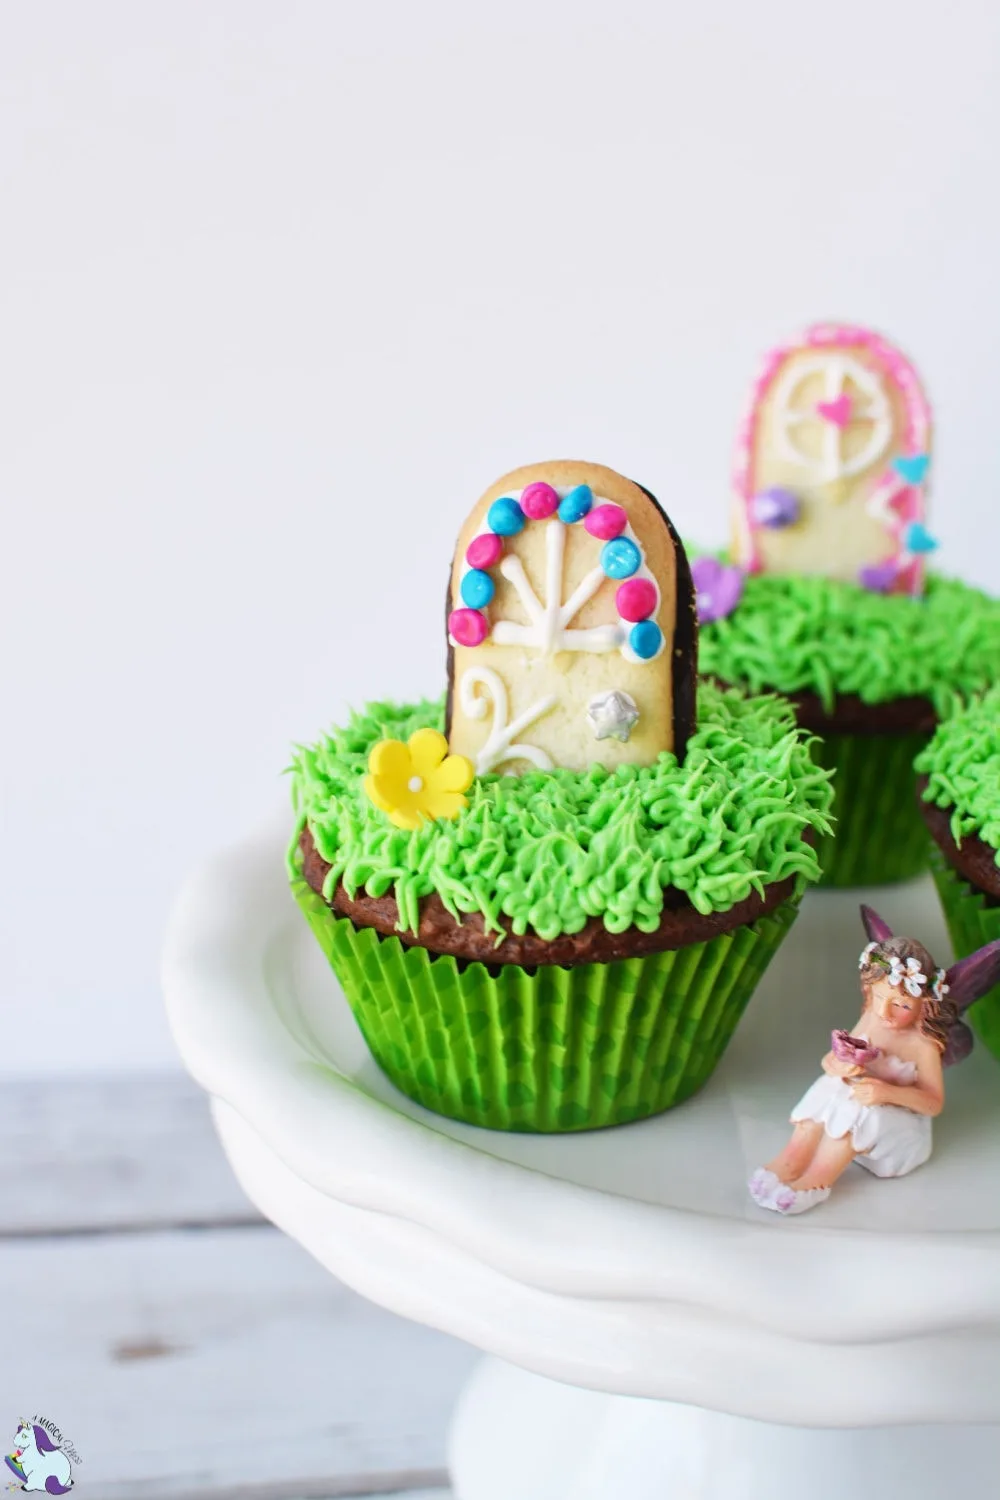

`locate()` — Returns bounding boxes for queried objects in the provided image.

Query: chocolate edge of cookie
[635,482,698,760]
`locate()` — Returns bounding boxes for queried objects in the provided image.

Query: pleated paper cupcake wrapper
[292,876,800,1132]
[928,844,1000,1065]
[809,731,932,888]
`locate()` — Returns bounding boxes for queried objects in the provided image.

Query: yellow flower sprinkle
[363,728,474,831]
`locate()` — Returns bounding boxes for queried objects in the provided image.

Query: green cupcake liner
[291,875,800,1132]
[809,731,932,888]
[928,844,1000,1064]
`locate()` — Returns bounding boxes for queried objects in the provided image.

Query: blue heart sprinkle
[904,522,939,554]
[892,453,929,485]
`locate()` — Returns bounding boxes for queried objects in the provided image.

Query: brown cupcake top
[299,823,799,966]
[917,777,1000,902]
[713,685,937,737]
[288,682,832,968]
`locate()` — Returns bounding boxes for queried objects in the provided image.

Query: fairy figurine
[749,905,1000,1215]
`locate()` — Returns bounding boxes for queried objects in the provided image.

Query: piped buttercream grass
[289,680,833,940]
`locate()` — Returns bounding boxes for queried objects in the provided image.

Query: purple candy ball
[750,488,800,529]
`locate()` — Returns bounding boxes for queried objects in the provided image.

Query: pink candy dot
[584,504,627,540]
[449,608,488,647]
[520,481,560,520]
[616,577,657,622]
[466,532,504,569]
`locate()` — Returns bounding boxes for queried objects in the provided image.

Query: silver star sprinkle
[586,690,640,743]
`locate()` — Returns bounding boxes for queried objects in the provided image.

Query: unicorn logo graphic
[5,1422,73,1493]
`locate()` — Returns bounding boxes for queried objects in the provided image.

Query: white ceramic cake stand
[163,812,1000,1500]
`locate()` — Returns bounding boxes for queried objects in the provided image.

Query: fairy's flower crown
[858,941,948,1001]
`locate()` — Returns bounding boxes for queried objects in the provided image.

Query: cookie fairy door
[732,324,933,593]
[446,460,697,774]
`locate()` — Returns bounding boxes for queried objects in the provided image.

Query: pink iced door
[731,324,933,594]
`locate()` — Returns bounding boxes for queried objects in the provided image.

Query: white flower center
[408,775,424,793]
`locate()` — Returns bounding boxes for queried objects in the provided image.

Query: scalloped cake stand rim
[162,813,1000,1425]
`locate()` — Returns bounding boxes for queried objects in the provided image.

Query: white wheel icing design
[458,665,556,775]
[455,501,663,666]
[490,518,624,655]
[770,352,892,484]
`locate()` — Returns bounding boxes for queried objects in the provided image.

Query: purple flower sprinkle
[858,560,899,593]
[691,557,745,624]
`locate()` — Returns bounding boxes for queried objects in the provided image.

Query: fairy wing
[859,904,894,944]
[942,1020,975,1068]
[944,938,1000,1013]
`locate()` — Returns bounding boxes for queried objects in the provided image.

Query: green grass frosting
[698,573,1000,715]
[916,686,1000,859]
[288,681,833,942]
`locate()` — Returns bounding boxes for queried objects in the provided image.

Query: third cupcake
[917,687,1000,1063]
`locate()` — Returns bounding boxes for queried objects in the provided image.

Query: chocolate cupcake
[917,689,1000,1062]
[697,321,1000,888]
[287,460,833,1132]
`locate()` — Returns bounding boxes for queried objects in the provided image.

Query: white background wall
[4,1,1000,1074]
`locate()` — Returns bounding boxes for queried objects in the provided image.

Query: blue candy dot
[461,568,495,608]
[487,496,526,536]
[558,483,593,523]
[629,620,663,660]
[601,537,641,579]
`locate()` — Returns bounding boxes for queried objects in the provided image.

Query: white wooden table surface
[0,1073,472,1499]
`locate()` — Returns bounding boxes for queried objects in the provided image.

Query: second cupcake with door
[697,322,1000,888]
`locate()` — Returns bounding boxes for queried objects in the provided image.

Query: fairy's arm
[891,1043,944,1115]
[852,1044,945,1116]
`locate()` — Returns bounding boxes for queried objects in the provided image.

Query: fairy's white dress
[790,1044,932,1178]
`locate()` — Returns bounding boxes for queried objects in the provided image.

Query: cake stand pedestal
[164,815,1000,1500]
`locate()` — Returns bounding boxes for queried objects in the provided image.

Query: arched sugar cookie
[446,460,697,774]
[731,324,933,594]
